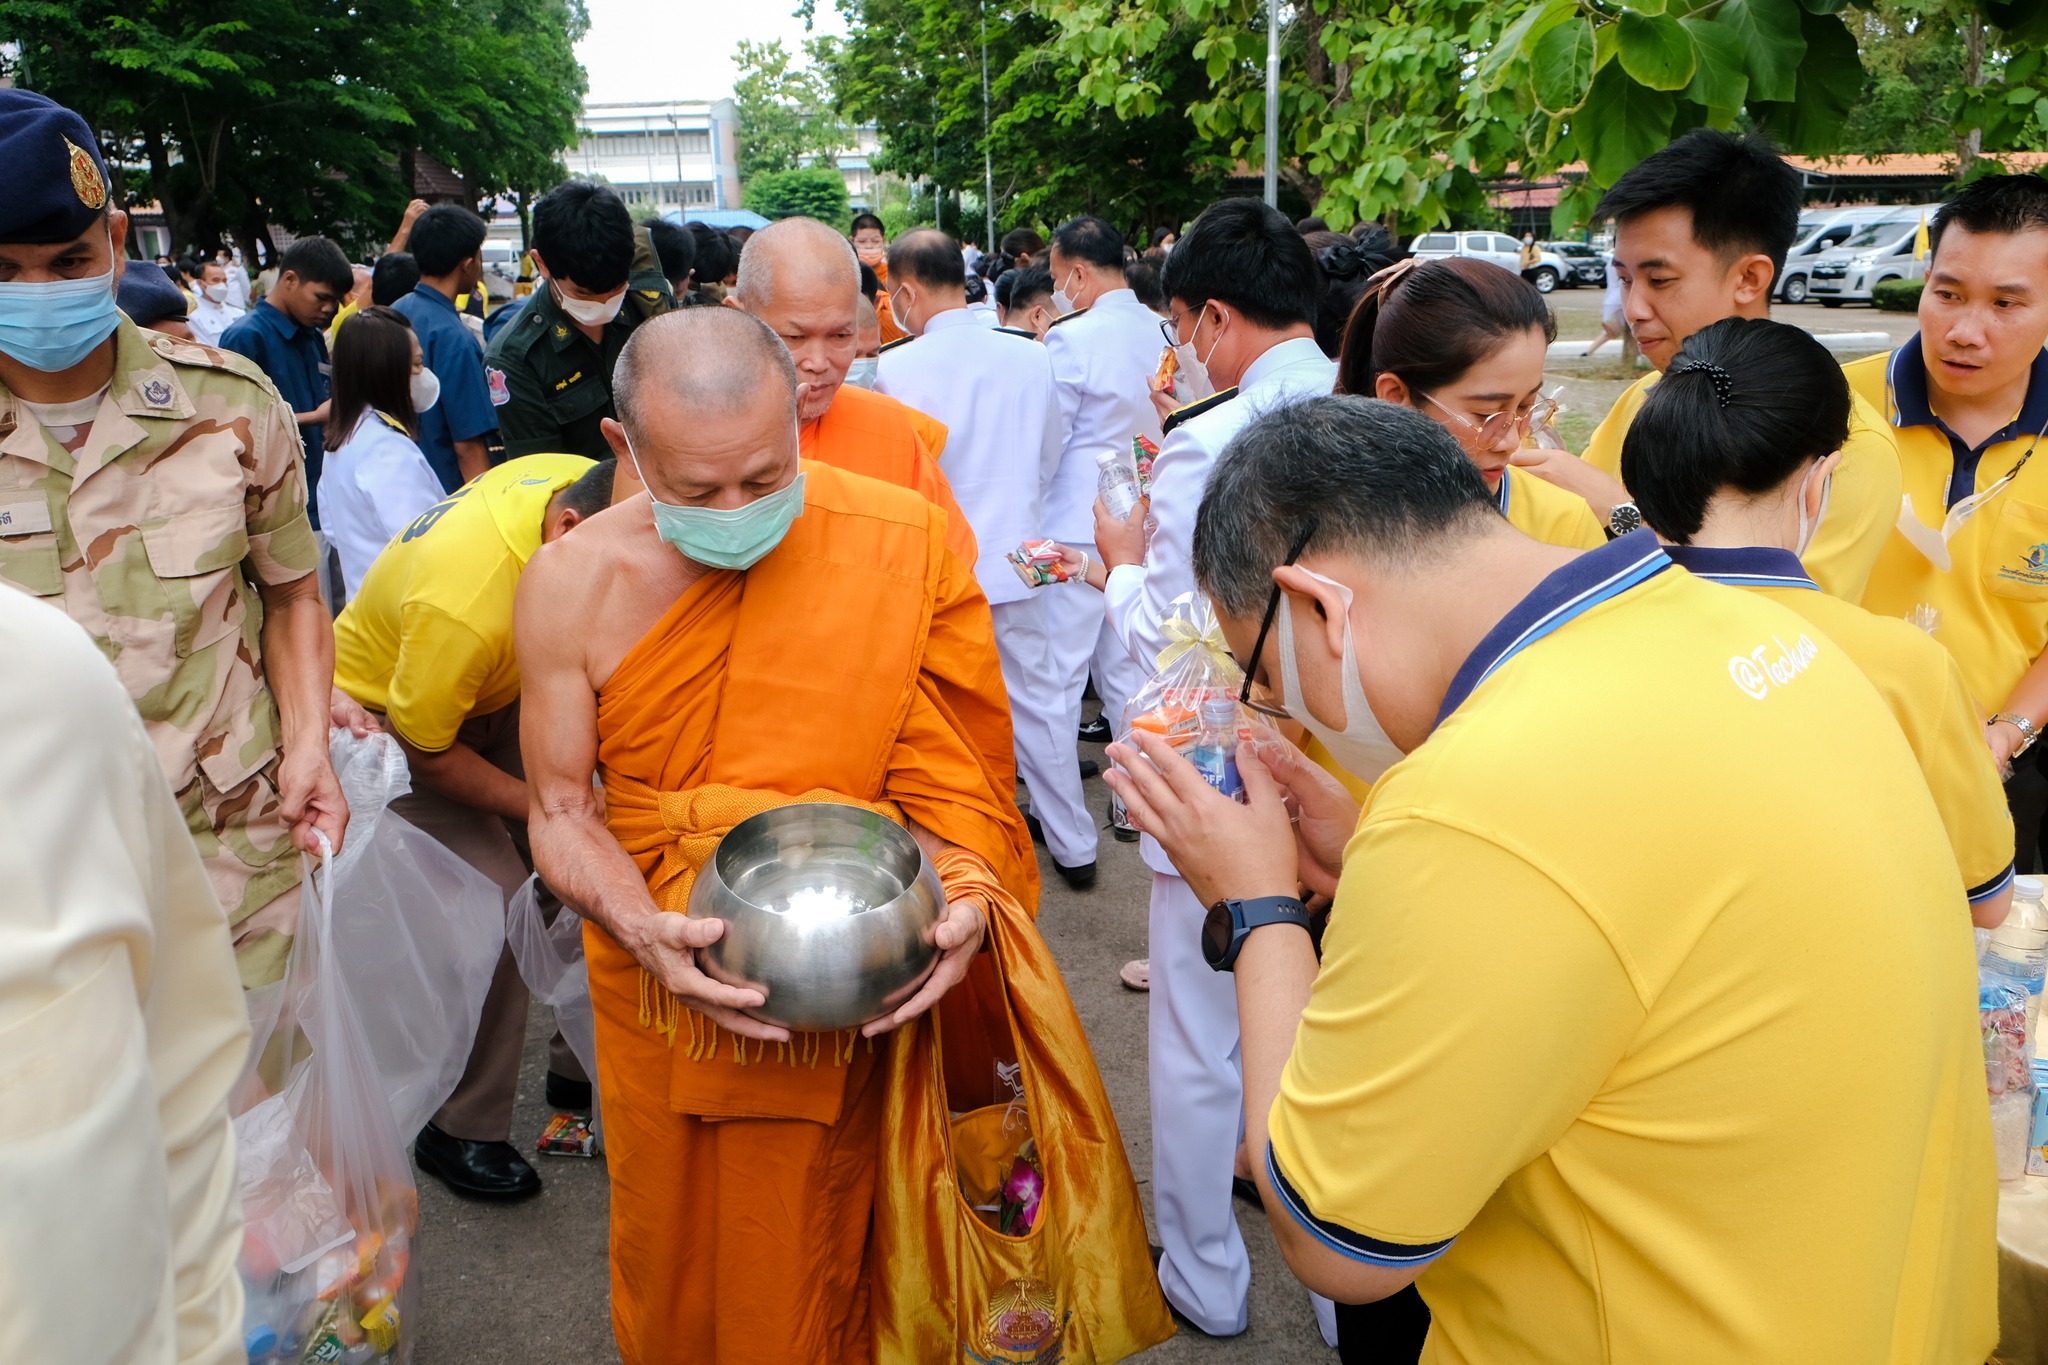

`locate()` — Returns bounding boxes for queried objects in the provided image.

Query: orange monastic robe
[800,383,972,564]
[587,462,1035,1365]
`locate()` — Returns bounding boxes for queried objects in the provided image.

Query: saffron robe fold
[800,384,974,564]
[587,462,1036,1364]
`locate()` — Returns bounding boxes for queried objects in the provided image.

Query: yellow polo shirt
[1585,367,1903,603]
[1667,544,2014,904]
[1267,533,1995,1364]
[333,453,591,751]
[1849,339,2048,712]
[1496,464,1603,550]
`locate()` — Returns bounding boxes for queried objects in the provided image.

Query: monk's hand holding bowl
[623,909,792,1044]
[860,894,987,1039]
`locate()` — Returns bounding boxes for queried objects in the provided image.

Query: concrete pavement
[410,744,1339,1364]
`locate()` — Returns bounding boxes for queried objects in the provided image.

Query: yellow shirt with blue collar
[1269,532,1995,1364]
[1666,543,2014,906]
[1848,337,2048,713]
[1495,464,1604,550]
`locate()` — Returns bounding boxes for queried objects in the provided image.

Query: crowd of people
[5,76,2048,1365]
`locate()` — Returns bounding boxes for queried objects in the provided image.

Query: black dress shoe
[1055,859,1097,890]
[1022,807,1045,846]
[414,1122,542,1201]
[545,1071,592,1111]
[1078,716,1112,743]
[1078,758,1101,780]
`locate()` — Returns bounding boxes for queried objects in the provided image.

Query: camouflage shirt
[0,318,321,935]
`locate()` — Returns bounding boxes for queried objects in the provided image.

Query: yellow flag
[1914,211,1930,262]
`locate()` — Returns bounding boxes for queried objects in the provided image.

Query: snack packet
[537,1111,599,1158]
[1007,538,1077,589]
[1132,434,1159,499]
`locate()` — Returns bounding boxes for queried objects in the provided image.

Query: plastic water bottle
[1189,697,1243,800]
[1097,449,1142,522]
[1987,874,2048,1035]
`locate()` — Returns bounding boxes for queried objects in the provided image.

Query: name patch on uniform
[487,366,510,407]
[1728,634,1819,700]
[1998,541,2048,590]
[0,497,54,536]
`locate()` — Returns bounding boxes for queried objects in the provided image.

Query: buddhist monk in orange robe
[516,307,1037,1365]
[722,216,972,563]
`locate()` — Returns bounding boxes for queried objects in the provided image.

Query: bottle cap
[246,1326,279,1357]
[2019,875,2044,900]
[1200,697,1237,724]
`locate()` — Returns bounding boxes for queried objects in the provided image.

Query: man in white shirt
[0,590,250,1365]
[1080,197,1339,1340]
[876,229,1093,885]
[1042,215,1160,820]
[187,258,245,347]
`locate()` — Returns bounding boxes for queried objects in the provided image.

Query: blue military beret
[0,89,112,245]
[119,262,189,328]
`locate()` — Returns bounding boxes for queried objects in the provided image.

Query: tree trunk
[1957,16,1987,173]
[141,124,196,256]
[400,147,419,201]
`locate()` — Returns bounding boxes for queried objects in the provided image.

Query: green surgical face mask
[624,435,805,571]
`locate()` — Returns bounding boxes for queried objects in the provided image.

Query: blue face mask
[0,254,122,373]
[625,435,805,571]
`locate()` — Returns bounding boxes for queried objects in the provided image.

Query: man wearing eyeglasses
[1070,197,1339,1342]
[1107,394,1995,1365]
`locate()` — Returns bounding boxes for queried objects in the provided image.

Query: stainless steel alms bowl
[685,803,945,1032]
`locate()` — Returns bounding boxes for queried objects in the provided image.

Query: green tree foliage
[734,38,848,182]
[1039,0,1879,234]
[743,165,855,221]
[0,0,589,259]
[824,0,1228,238]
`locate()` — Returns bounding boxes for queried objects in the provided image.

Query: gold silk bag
[871,858,1173,1363]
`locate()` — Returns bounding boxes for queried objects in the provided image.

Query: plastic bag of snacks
[233,836,419,1364]
[1131,434,1159,500]
[325,728,505,1139]
[1112,592,1282,801]
[1006,539,1081,589]
[1982,971,2035,1181]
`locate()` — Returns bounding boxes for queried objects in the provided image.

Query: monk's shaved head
[855,294,881,357]
[613,308,798,442]
[725,216,862,424]
[733,217,859,309]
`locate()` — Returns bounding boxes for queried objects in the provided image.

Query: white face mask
[554,282,624,327]
[1051,267,1080,316]
[845,356,879,389]
[1171,306,1219,402]
[1795,462,1832,559]
[202,283,229,304]
[410,366,441,414]
[1275,568,1406,783]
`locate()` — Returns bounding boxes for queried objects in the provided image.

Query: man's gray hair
[733,216,860,306]
[1192,395,1498,617]
[613,308,799,438]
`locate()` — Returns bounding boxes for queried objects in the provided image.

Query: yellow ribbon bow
[1153,609,1241,679]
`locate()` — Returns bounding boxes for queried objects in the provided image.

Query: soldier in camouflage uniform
[0,90,347,987]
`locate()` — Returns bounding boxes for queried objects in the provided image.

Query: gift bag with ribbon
[871,853,1173,1363]
[1114,591,1280,799]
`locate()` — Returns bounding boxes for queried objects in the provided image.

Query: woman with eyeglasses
[1627,317,2014,928]
[1336,257,1604,550]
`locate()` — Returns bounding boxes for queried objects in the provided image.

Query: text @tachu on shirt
[1730,634,1821,700]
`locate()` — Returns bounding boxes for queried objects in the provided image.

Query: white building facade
[568,99,741,218]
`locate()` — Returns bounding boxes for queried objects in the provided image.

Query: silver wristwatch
[1608,501,1643,537]
[1992,712,2040,757]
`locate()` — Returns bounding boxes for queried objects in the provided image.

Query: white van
[479,241,520,303]
[1408,231,1526,275]
[1807,206,1940,306]
[1777,206,1895,304]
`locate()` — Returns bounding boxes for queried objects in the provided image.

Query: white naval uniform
[1103,335,1338,1336]
[1041,289,1158,741]
[0,591,251,1365]
[317,408,448,600]
[188,296,245,349]
[876,306,1094,867]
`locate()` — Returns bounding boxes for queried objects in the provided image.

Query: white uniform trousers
[1044,551,1150,736]
[990,597,1096,868]
[1149,869,1341,1345]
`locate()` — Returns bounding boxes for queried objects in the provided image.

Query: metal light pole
[982,2,997,251]
[1263,0,1280,208]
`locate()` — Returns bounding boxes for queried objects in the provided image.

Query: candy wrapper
[1132,434,1159,500]
[1983,974,2033,1095]
[537,1112,599,1158]
[1113,592,1282,802]
[1007,538,1078,589]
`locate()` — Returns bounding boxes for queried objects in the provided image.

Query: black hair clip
[1670,360,1734,408]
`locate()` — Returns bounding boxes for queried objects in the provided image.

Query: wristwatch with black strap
[1607,500,1642,538]
[1202,895,1314,972]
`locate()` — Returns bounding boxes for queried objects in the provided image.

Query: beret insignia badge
[65,138,106,210]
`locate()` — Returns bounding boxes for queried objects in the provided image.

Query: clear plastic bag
[326,729,505,1140]
[1111,591,1280,800]
[232,837,419,1364]
[505,876,600,1146]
